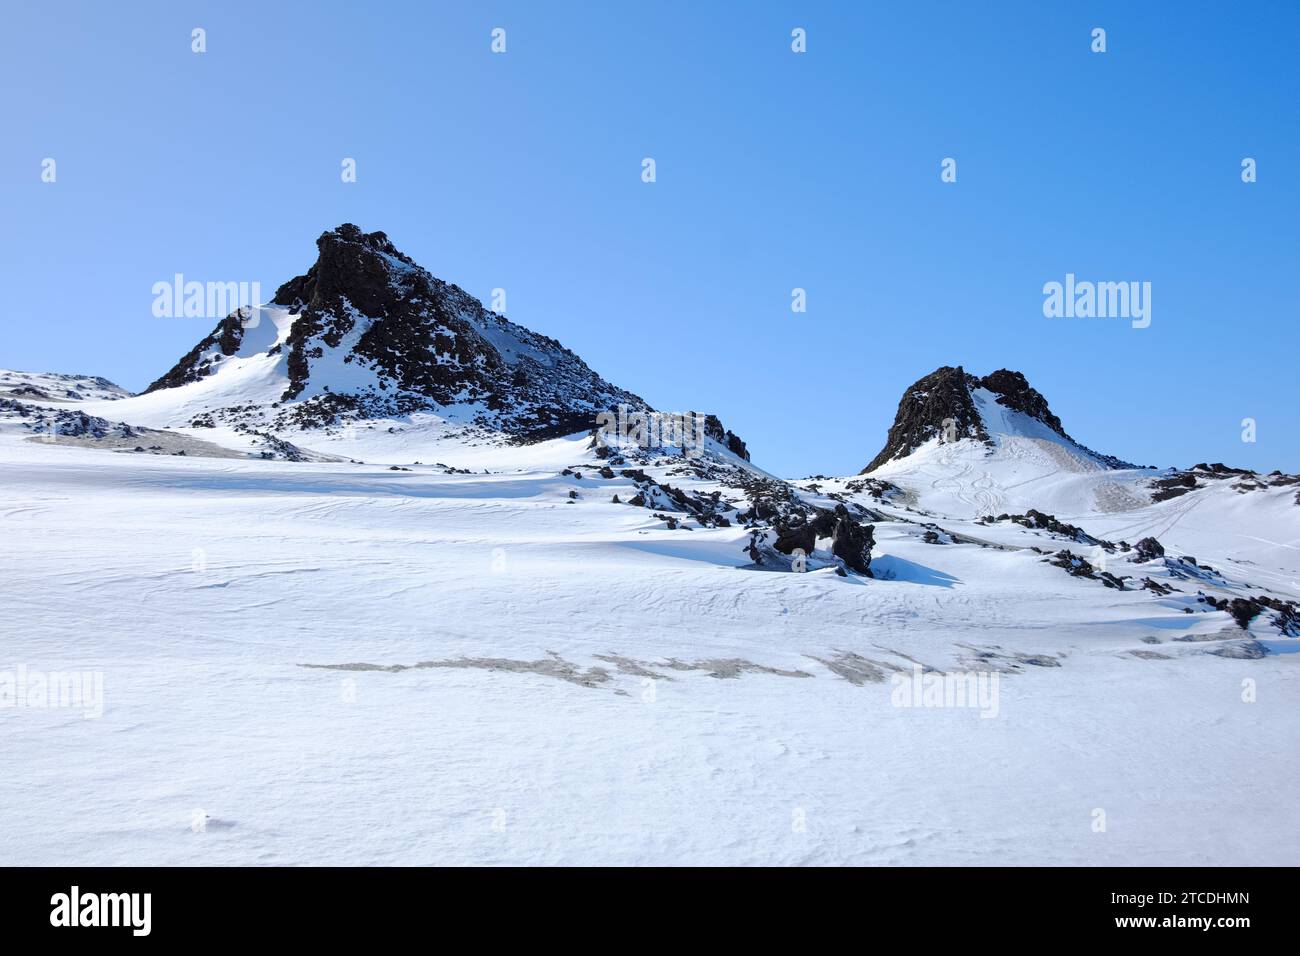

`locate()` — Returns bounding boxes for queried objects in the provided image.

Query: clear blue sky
[2,1,1296,476]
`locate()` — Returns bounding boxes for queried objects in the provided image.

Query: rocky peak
[271,224,419,320]
[142,225,751,451]
[861,366,989,473]
[862,365,1119,473]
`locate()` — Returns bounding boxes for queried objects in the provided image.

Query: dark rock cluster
[614,469,732,528]
[1199,593,1300,635]
[145,313,246,393]
[703,414,750,461]
[978,369,1064,433]
[248,431,313,462]
[1045,550,1127,589]
[1132,537,1165,561]
[1150,462,1300,504]
[744,485,876,576]
[828,505,875,574]
[1150,471,1198,502]
[862,365,1138,473]
[31,408,139,441]
[991,509,1110,548]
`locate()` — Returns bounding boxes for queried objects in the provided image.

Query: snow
[0,369,131,402]
[1,375,1298,865]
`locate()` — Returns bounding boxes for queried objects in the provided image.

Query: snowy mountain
[3,237,1299,867]
[842,364,1149,520]
[864,365,1137,475]
[88,223,747,467]
[144,224,653,442]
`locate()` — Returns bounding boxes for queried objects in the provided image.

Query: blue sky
[2,1,1296,476]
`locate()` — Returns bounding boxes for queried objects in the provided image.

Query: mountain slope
[141,224,649,443]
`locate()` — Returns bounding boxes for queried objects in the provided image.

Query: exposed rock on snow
[988,509,1111,548]
[301,652,815,689]
[1132,536,1165,561]
[1150,462,1300,504]
[830,503,875,574]
[143,224,753,452]
[1198,593,1300,635]
[0,369,132,402]
[863,366,991,473]
[862,365,1139,473]
[145,313,248,393]
[3,357,1299,866]
[1045,550,1127,589]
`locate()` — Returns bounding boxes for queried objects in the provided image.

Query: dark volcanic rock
[830,504,874,575]
[1191,462,1252,476]
[736,483,875,575]
[978,369,1065,434]
[703,414,750,461]
[773,516,816,556]
[1200,593,1300,635]
[1150,472,1198,502]
[863,366,989,473]
[995,509,1105,547]
[1133,537,1165,561]
[863,366,1136,473]
[1148,463,1300,505]
[1045,550,1127,589]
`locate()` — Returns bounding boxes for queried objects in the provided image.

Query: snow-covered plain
[1,376,1298,866]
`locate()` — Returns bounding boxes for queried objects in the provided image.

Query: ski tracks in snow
[926,443,1004,517]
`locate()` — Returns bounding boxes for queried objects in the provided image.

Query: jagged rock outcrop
[1133,537,1165,562]
[1045,550,1127,589]
[773,514,817,556]
[703,414,749,461]
[1200,593,1300,635]
[829,504,875,574]
[863,366,990,473]
[862,365,1136,473]
[764,504,878,580]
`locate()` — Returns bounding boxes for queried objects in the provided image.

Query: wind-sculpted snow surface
[2,409,1298,864]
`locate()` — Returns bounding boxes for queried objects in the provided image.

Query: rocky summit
[146,224,656,442]
[862,365,1135,473]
